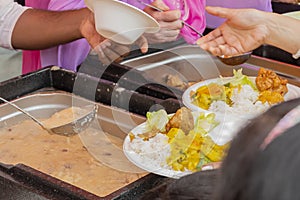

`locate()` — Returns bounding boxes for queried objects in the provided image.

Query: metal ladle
[217,51,252,66]
[136,0,252,65]
[0,96,97,136]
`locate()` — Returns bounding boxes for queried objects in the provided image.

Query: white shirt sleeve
[0,1,30,49]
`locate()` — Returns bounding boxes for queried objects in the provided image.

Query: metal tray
[0,68,177,199]
[0,91,171,199]
[121,45,300,88]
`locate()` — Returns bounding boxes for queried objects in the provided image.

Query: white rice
[127,133,171,169]
[208,85,270,118]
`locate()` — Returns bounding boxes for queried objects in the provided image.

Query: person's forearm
[11,8,90,50]
[264,12,300,55]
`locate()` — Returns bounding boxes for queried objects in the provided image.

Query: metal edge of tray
[78,59,183,100]
[0,67,182,116]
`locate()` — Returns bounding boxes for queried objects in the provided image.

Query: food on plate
[165,74,197,90]
[256,68,288,104]
[136,109,169,141]
[128,107,229,172]
[189,68,288,116]
[165,107,194,134]
[165,74,189,90]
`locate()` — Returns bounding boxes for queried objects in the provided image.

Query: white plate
[182,77,300,119]
[123,112,245,179]
[283,11,300,20]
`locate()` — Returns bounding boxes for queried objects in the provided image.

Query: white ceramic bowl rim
[85,0,160,33]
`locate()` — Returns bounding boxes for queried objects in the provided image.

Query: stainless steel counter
[121,45,300,89]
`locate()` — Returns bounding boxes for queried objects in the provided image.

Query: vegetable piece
[193,112,219,135]
[145,109,169,132]
[165,107,194,134]
[166,112,225,172]
[224,69,257,91]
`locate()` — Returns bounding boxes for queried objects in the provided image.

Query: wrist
[78,8,92,38]
[79,8,105,48]
[263,12,279,46]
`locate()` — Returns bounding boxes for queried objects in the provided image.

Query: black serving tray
[0,67,182,115]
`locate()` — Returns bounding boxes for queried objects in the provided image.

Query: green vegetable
[223,69,257,90]
[145,109,169,132]
[193,112,219,135]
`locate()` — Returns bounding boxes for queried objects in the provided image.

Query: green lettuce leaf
[145,109,169,132]
[223,69,257,90]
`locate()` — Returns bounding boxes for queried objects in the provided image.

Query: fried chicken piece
[255,68,288,96]
[165,107,194,134]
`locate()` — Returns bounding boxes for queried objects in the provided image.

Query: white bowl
[85,0,160,44]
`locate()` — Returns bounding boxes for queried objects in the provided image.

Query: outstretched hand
[197,7,270,56]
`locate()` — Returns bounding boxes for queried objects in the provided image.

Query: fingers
[143,0,181,23]
[197,29,226,55]
[196,26,244,56]
[201,162,222,170]
[80,9,106,49]
[135,36,148,53]
[143,11,181,44]
[146,7,181,23]
[144,29,180,44]
[157,10,181,22]
[94,40,131,65]
[152,0,170,11]
[197,29,223,47]
[94,36,148,65]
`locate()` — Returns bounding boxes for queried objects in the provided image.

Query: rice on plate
[183,68,300,120]
[123,108,245,178]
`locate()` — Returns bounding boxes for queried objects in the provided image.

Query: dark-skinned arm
[11,8,104,50]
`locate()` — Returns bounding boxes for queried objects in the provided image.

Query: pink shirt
[23,0,90,74]
[164,0,206,44]
[123,0,206,44]
[206,0,273,29]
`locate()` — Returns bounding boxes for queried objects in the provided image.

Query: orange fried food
[165,107,194,134]
[256,68,288,96]
[256,68,288,104]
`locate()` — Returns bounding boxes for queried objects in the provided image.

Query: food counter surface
[1,44,300,199]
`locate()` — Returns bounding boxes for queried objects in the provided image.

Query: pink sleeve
[25,0,50,9]
[163,0,206,44]
[23,0,90,73]
[205,0,272,29]
[180,0,206,44]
